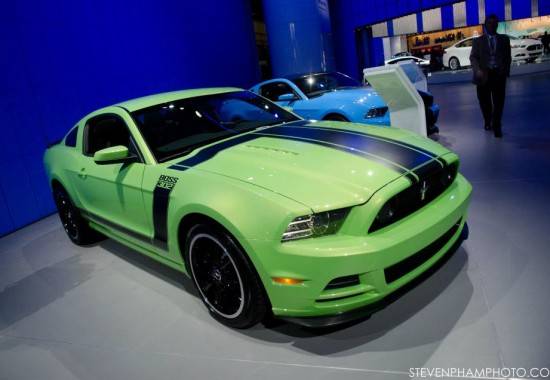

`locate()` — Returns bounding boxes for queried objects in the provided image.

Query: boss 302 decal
[153,175,179,249]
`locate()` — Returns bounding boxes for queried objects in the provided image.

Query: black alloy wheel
[185,224,268,328]
[53,187,103,245]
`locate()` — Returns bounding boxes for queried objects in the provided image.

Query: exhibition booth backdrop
[332,0,550,77]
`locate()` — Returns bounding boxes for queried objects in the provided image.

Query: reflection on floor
[1,72,550,379]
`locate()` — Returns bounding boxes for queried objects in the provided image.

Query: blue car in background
[250,71,440,134]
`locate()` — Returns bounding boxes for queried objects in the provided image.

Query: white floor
[1,72,550,380]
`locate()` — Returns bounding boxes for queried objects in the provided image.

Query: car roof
[115,87,243,112]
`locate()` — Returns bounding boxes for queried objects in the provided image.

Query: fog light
[272,277,304,285]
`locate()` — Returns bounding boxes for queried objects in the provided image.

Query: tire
[184,224,268,328]
[449,57,460,71]
[323,114,348,122]
[53,186,104,245]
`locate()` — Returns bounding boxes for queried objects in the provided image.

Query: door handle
[78,167,87,179]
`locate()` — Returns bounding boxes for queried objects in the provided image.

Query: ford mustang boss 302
[44,88,471,328]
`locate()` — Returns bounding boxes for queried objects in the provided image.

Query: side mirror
[93,145,131,165]
[277,93,298,102]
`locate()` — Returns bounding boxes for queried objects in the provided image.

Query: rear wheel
[449,57,460,71]
[53,187,103,245]
[185,224,268,328]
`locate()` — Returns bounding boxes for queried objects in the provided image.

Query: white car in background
[443,36,543,70]
[385,55,430,68]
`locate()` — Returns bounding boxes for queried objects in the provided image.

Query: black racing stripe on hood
[169,133,263,171]
[168,122,439,183]
[298,124,438,159]
[259,125,434,172]
[169,124,410,178]
[252,133,412,178]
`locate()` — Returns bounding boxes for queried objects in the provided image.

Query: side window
[65,126,78,147]
[458,39,473,48]
[260,82,297,102]
[84,115,130,156]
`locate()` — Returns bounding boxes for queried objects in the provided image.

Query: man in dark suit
[470,14,511,138]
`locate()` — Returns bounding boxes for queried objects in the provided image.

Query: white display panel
[363,65,427,137]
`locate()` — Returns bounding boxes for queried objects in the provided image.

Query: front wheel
[185,224,268,328]
[448,57,460,71]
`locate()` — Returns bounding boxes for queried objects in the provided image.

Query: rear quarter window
[65,126,78,147]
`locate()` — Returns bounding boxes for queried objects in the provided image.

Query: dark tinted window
[65,126,78,147]
[131,91,299,162]
[290,72,360,98]
[457,39,473,48]
[85,115,130,156]
[260,82,298,101]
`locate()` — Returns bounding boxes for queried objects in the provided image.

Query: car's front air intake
[324,275,360,290]
[526,44,542,51]
[369,161,458,233]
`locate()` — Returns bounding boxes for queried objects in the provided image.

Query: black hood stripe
[259,125,434,172]
[169,123,442,183]
[253,133,414,179]
[296,124,437,159]
[169,133,263,171]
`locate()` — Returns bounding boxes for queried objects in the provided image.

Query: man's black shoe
[494,129,503,138]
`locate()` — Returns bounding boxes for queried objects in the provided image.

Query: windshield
[131,91,300,162]
[290,72,361,98]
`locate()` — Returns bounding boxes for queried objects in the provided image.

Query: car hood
[165,120,451,212]
[314,87,387,108]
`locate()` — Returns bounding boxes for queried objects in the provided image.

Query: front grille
[369,161,458,233]
[384,218,461,284]
[527,44,542,51]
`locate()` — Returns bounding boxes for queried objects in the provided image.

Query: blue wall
[0,0,260,237]
[330,0,550,79]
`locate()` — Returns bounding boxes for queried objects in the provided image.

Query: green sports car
[44,88,472,328]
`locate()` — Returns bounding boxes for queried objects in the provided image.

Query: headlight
[365,106,388,119]
[282,208,350,242]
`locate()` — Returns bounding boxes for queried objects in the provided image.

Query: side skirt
[85,219,186,274]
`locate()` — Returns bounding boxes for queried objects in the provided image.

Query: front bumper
[246,173,472,323]
[281,222,469,327]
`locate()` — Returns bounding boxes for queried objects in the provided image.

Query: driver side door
[72,112,150,238]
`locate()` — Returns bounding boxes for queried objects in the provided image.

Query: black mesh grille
[369,161,458,233]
